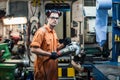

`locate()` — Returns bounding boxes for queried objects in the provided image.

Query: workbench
[91,62,120,80]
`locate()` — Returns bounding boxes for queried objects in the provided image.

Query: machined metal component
[58,42,81,57]
[117,20,120,27]
[4,59,30,67]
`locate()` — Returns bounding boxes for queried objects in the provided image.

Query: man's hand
[63,37,71,46]
[50,52,58,60]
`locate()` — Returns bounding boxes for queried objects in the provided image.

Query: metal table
[93,62,120,80]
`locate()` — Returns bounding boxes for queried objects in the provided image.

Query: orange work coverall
[30,24,60,80]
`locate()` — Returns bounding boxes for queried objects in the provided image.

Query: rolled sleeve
[30,29,44,48]
[30,42,40,48]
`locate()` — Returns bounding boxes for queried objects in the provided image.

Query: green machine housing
[0,43,17,80]
[0,43,11,59]
[0,64,17,80]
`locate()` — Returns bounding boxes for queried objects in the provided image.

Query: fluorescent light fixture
[3,17,27,25]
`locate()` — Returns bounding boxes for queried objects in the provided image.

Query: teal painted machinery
[0,43,11,60]
[0,43,16,80]
[0,43,31,80]
[0,64,17,80]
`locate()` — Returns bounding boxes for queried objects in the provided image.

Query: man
[30,10,71,80]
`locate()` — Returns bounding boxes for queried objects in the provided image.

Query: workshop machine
[0,43,31,80]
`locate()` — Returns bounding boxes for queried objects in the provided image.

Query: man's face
[47,13,59,27]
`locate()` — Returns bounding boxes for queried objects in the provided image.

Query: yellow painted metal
[58,68,62,77]
[67,67,75,77]
[31,0,41,7]
[58,67,75,77]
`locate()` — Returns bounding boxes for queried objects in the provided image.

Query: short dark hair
[45,10,62,17]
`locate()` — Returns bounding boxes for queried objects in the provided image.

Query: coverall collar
[44,24,55,33]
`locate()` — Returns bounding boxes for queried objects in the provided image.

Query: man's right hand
[50,52,58,60]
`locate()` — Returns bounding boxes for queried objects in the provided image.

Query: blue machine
[112,0,120,62]
[93,0,120,80]
[81,0,120,80]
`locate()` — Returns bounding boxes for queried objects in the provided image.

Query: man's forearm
[31,47,51,56]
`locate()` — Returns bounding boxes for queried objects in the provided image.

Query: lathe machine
[0,43,31,80]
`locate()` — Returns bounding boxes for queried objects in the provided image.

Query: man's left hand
[50,52,58,60]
